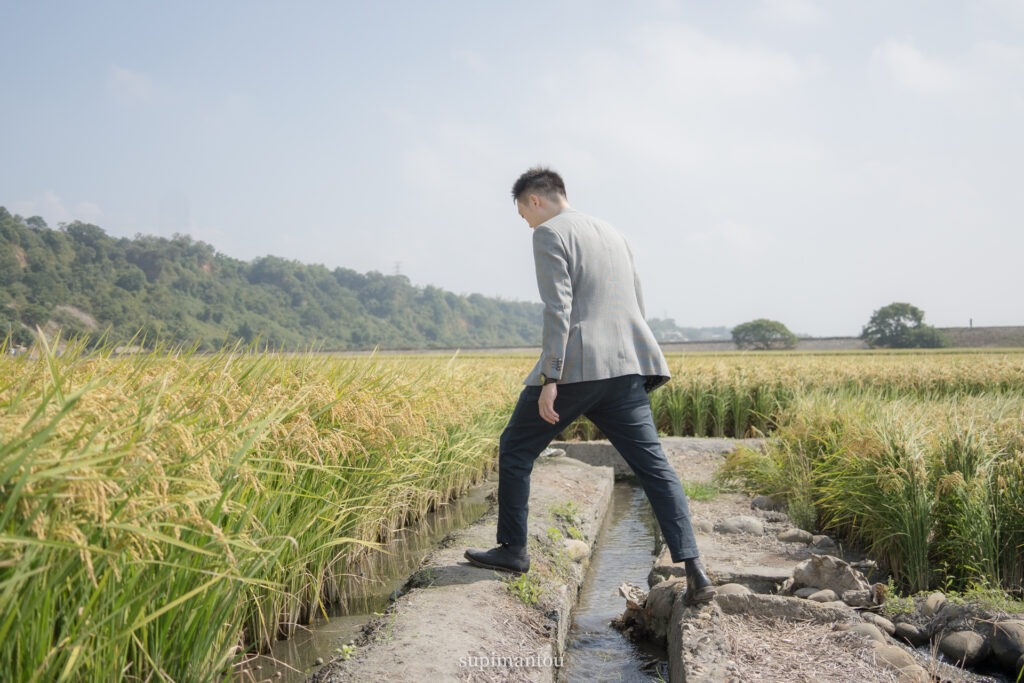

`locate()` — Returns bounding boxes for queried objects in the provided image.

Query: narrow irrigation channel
[561,481,669,682]
[237,477,495,683]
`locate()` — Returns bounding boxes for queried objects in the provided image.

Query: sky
[2,1,1022,337]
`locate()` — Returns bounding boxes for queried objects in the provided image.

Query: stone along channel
[561,481,669,682]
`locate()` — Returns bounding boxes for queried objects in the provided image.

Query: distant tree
[861,302,947,348]
[732,319,797,350]
[115,266,147,292]
[0,249,19,286]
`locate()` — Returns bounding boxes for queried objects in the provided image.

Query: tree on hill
[731,319,797,350]
[861,302,947,348]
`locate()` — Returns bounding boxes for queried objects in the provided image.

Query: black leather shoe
[464,544,530,574]
[683,581,716,605]
[683,567,716,605]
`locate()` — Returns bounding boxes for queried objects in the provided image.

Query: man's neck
[539,200,571,224]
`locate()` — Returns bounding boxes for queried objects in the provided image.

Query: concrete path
[311,455,614,682]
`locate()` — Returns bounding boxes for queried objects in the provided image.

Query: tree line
[730,305,946,350]
[1,207,948,353]
[0,208,545,351]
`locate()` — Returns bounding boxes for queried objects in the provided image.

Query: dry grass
[721,615,901,682]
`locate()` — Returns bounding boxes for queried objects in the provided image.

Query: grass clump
[723,374,1024,596]
[683,480,720,502]
[549,500,586,541]
[506,572,543,606]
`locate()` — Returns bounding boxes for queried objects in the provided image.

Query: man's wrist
[539,373,559,385]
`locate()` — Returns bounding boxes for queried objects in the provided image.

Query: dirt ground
[654,438,1003,683]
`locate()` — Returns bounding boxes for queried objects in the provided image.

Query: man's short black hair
[511,167,567,202]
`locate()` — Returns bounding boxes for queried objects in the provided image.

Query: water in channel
[561,481,669,682]
[237,477,494,683]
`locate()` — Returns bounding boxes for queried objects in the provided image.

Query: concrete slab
[310,455,614,683]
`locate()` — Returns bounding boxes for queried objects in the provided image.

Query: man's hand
[538,383,559,424]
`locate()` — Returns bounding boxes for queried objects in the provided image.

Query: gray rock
[835,621,887,644]
[714,515,764,536]
[694,519,714,534]
[644,578,684,641]
[716,592,855,623]
[563,539,590,562]
[540,447,566,457]
[923,591,946,617]
[990,620,1024,669]
[794,586,821,599]
[870,642,916,670]
[808,589,839,603]
[751,494,785,511]
[647,568,670,588]
[792,554,871,596]
[842,588,877,608]
[938,630,990,667]
[715,583,752,596]
[893,622,929,647]
[777,528,813,544]
[811,533,836,546]
[861,612,896,635]
[896,664,930,683]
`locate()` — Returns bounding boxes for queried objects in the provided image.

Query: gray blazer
[525,209,671,391]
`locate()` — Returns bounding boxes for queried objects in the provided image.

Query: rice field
[0,340,528,682]
[697,350,1024,596]
[3,343,1023,680]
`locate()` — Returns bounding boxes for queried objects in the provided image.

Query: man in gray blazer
[465,167,714,605]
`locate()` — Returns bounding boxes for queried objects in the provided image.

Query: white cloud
[106,65,160,105]
[74,202,103,224]
[631,23,816,98]
[9,191,102,226]
[870,38,1024,110]
[526,21,823,176]
[400,123,507,194]
[871,40,961,94]
[753,0,826,27]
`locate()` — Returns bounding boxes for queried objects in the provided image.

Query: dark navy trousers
[496,374,699,562]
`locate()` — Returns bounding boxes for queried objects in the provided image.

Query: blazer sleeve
[532,225,572,380]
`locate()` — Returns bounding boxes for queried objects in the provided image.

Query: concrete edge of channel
[309,454,615,682]
[555,436,762,683]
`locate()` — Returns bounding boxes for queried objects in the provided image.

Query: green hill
[0,207,543,351]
